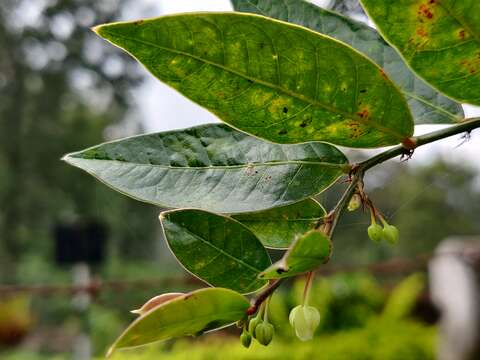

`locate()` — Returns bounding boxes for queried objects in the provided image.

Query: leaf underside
[94,12,414,148]
[109,288,249,353]
[160,209,271,294]
[63,124,348,213]
[232,198,325,248]
[360,0,480,106]
[260,230,332,279]
[231,0,464,123]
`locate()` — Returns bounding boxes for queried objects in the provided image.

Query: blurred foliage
[1,273,435,359]
[0,296,33,346]
[382,273,425,320]
[0,0,159,281]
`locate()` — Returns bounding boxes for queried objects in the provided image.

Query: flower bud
[240,330,252,348]
[289,305,320,341]
[248,316,261,337]
[348,194,362,212]
[255,322,274,346]
[382,224,399,245]
[367,223,384,243]
[131,292,184,315]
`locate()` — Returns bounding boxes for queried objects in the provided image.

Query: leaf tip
[91,24,112,39]
[90,24,103,35]
[159,213,165,221]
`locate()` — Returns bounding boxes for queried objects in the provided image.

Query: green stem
[361,117,480,172]
[303,271,314,306]
[263,296,270,323]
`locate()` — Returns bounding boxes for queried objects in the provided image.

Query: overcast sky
[124,0,480,172]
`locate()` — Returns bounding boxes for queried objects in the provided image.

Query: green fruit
[240,330,252,348]
[289,305,320,341]
[383,224,399,245]
[248,317,261,337]
[255,322,274,346]
[367,223,384,242]
[347,194,362,212]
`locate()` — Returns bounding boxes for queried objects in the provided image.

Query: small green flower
[240,329,252,348]
[382,224,399,245]
[248,316,261,337]
[368,223,384,242]
[255,322,274,346]
[289,305,320,341]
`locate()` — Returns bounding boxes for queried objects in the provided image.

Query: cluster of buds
[367,210,399,245]
[240,301,274,347]
[348,187,399,245]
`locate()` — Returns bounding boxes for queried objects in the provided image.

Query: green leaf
[63,124,348,214]
[232,198,325,249]
[231,0,464,124]
[259,230,332,279]
[160,209,271,293]
[94,12,414,148]
[360,0,480,106]
[108,288,249,355]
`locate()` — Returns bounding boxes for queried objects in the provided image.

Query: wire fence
[1,247,478,298]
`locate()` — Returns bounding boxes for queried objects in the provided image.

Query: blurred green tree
[0,0,158,281]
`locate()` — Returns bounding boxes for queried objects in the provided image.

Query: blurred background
[0,0,479,359]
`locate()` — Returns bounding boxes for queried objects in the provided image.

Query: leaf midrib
[67,157,347,169]
[402,90,462,122]
[119,310,244,347]
[101,29,406,141]
[235,217,322,222]
[167,220,266,274]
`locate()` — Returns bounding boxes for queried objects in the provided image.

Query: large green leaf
[259,230,332,279]
[231,0,464,124]
[160,209,271,293]
[232,198,325,249]
[108,288,249,355]
[63,124,348,213]
[360,0,480,106]
[94,12,414,148]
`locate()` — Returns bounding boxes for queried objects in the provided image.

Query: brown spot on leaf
[416,27,428,37]
[356,109,369,119]
[418,4,434,19]
[278,129,288,135]
[459,29,466,40]
[460,58,480,75]
[133,20,144,25]
[346,122,363,139]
